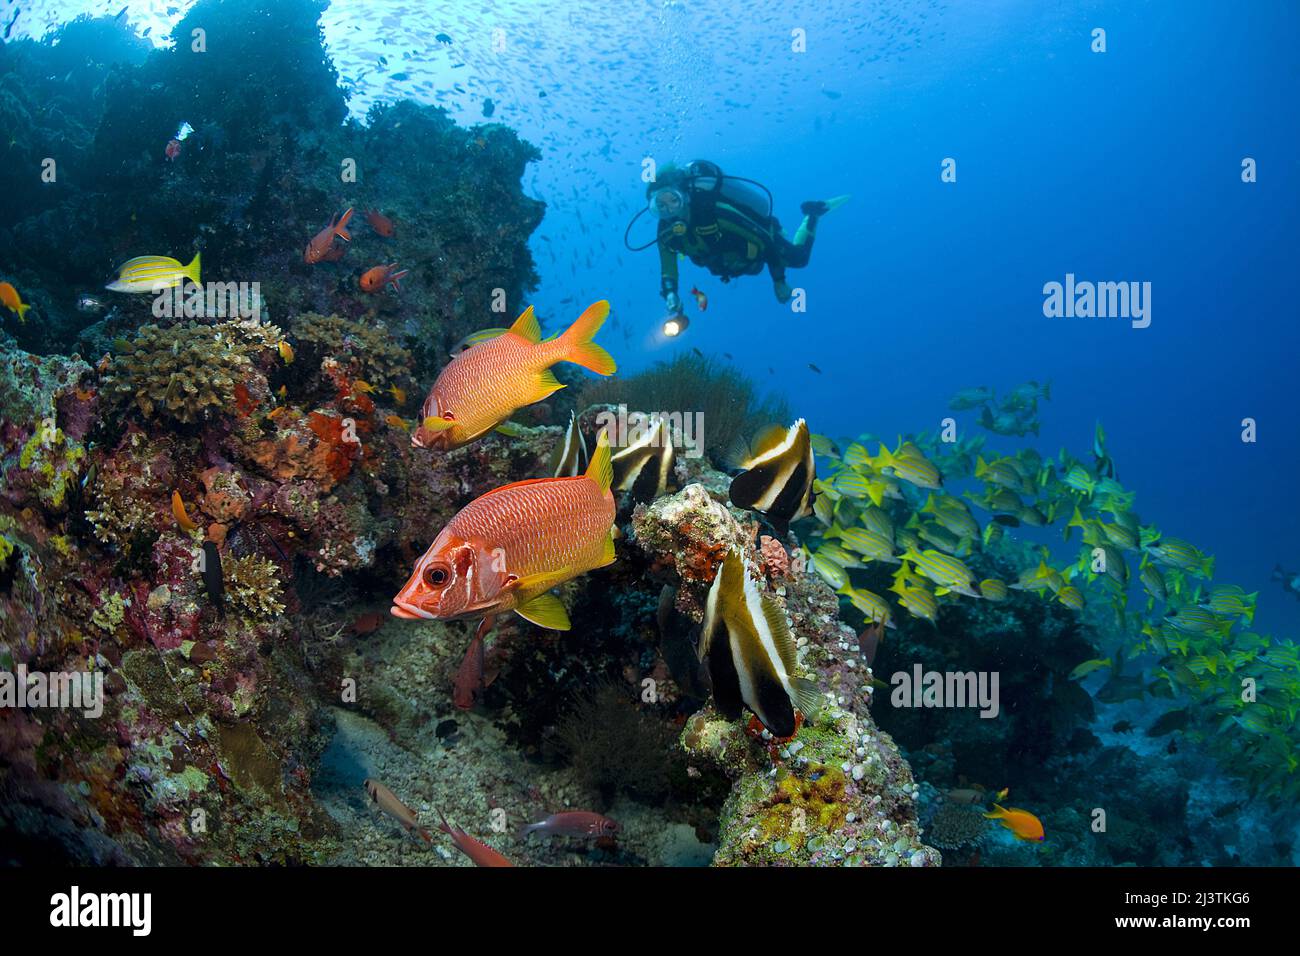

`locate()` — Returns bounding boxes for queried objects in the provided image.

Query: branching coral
[223,553,287,620]
[107,322,273,424]
[289,312,414,388]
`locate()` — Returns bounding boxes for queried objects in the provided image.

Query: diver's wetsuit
[657,194,817,304]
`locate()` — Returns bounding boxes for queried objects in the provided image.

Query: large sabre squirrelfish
[391,432,616,631]
[412,300,617,451]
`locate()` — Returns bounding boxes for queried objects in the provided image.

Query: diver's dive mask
[648,186,690,220]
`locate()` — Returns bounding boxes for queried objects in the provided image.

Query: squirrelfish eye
[424,564,450,588]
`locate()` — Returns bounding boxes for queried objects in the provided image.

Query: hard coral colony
[0,0,1294,892]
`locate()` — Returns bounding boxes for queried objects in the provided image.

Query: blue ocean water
[14,0,1297,655]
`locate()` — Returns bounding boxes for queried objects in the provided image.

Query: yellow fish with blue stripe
[839,585,896,628]
[894,583,938,622]
[901,547,979,598]
[921,493,980,539]
[826,525,898,563]
[106,252,201,292]
[1145,537,1214,579]
[873,440,942,490]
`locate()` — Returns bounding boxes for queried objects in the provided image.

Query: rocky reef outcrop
[633,484,936,866]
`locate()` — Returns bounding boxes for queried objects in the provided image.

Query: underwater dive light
[663,315,689,337]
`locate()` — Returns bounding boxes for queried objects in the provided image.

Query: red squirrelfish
[411,300,616,451]
[360,262,408,293]
[517,811,620,840]
[364,779,431,843]
[391,433,616,631]
[438,812,514,867]
[690,286,708,311]
[304,207,354,264]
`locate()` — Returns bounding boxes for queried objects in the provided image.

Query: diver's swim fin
[799,195,851,217]
[794,195,849,245]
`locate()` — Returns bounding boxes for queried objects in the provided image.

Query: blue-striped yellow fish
[839,585,896,628]
[895,584,938,622]
[827,525,898,563]
[1146,537,1214,579]
[901,547,978,598]
[106,252,201,293]
[979,578,1009,601]
[873,441,942,490]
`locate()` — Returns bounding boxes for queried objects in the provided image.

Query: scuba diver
[624,160,848,332]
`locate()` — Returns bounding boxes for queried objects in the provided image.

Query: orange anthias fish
[983,804,1045,841]
[171,490,199,532]
[303,207,354,264]
[0,282,32,322]
[690,286,708,311]
[360,263,409,293]
[437,812,513,867]
[364,208,395,237]
[412,300,616,451]
[391,432,616,631]
[453,629,486,710]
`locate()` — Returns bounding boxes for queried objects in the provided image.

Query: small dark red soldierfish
[453,631,486,710]
[453,617,499,710]
[858,621,884,668]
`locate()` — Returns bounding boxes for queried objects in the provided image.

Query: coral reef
[635,483,937,866]
[106,322,277,424]
[0,0,550,866]
[924,802,988,853]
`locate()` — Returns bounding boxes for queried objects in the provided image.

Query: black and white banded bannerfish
[610,415,677,504]
[550,410,588,477]
[727,418,817,538]
[699,548,822,739]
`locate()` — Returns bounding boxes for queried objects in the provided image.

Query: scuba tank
[683,159,773,221]
[624,160,776,251]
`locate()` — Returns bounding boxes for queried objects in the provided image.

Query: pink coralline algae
[758,535,790,579]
